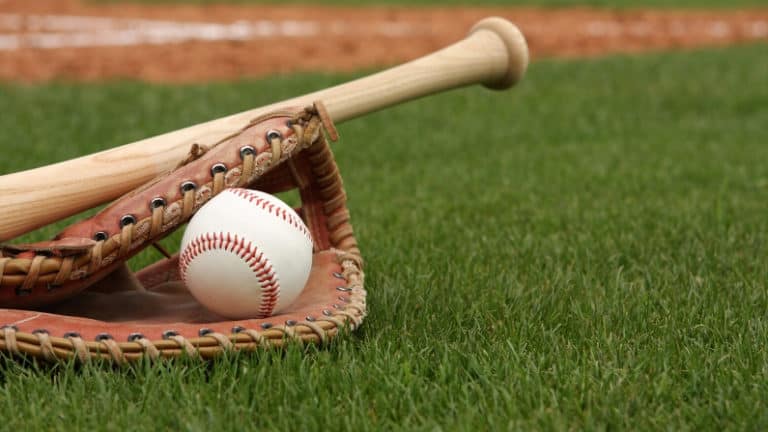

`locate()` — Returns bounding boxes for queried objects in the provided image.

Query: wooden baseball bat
[0,17,528,242]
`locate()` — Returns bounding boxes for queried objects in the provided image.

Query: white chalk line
[583,19,768,38]
[0,14,767,51]
[0,14,421,50]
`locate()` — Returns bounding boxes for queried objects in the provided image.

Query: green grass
[1,43,768,430]
[94,0,768,8]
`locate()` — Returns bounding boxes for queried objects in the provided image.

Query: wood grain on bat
[0,17,528,241]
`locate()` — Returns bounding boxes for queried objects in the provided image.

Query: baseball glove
[0,102,365,364]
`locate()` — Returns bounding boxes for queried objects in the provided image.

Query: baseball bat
[0,17,528,242]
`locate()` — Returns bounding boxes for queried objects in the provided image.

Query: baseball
[178,188,313,319]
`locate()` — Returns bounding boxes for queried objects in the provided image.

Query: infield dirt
[1,0,767,82]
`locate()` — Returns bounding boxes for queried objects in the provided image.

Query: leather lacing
[0,104,330,294]
[0,102,366,363]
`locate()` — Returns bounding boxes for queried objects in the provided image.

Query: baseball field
[1,0,767,430]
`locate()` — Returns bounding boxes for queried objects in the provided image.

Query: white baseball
[178,188,313,319]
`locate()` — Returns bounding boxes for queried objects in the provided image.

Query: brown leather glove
[0,103,365,363]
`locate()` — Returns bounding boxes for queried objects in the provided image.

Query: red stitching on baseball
[226,188,313,243]
[179,232,280,318]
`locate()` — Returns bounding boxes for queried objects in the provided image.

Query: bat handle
[471,17,529,90]
[321,17,529,122]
